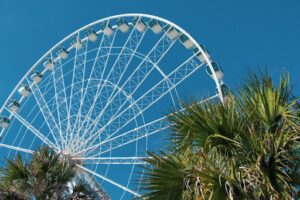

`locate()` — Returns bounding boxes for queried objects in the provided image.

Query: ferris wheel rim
[0,13,226,198]
[0,13,223,117]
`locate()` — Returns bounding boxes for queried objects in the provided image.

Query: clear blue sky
[0,0,299,103]
[0,0,299,199]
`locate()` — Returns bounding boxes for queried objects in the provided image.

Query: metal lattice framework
[0,14,226,199]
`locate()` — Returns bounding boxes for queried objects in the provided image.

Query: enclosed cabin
[30,71,43,83]
[101,22,113,36]
[57,46,69,59]
[164,24,179,40]
[206,62,224,81]
[193,45,210,63]
[18,85,31,97]
[216,83,230,100]
[43,58,55,70]
[117,18,129,33]
[0,116,10,128]
[85,28,98,42]
[8,99,20,112]
[71,36,82,50]
[148,19,163,34]
[132,17,146,32]
[179,34,194,49]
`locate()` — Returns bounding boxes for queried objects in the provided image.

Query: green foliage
[141,151,187,199]
[0,147,91,200]
[141,69,299,200]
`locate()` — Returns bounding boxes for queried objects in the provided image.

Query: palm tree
[141,69,299,199]
[0,183,29,200]
[0,147,92,200]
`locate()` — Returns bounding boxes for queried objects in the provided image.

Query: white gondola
[43,58,55,70]
[71,37,82,49]
[57,47,69,59]
[216,83,230,99]
[101,22,113,36]
[30,71,43,83]
[193,45,210,63]
[8,100,20,112]
[148,19,163,34]
[18,85,31,97]
[85,28,98,42]
[164,25,179,40]
[133,17,146,32]
[0,116,10,128]
[179,34,194,49]
[117,18,129,33]
[206,62,224,81]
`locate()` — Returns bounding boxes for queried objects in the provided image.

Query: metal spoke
[74,157,147,165]
[0,143,33,154]
[67,35,88,147]
[4,107,58,150]
[52,54,70,150]
[77,164,141,197]
[82,170,111,200]
[27,78,63,149]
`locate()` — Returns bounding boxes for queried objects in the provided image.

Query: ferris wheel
[0,14,228,199]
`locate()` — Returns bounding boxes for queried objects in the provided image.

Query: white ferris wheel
[0,14,228,199]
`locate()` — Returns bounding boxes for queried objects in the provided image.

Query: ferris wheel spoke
[77,164,141,197]
[74,28,148,148]
[27,79,63,148]
[0,143,33,154]
[67,35,88,147]
[70,31,118,149]
[74,157,148,165]
[4,108,58,151]
[81,170,111,200]
[52,55,70,150]
[68,33,107,146]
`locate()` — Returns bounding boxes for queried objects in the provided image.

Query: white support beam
[77,164,141,197]
[5,108,58,151]
[28,78,63,149]
[74,157,148,165]
[0,143,33,154]
[81,170,112,200]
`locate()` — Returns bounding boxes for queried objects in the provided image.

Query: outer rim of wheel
[0,13,223,117]
[0,13,225,199]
